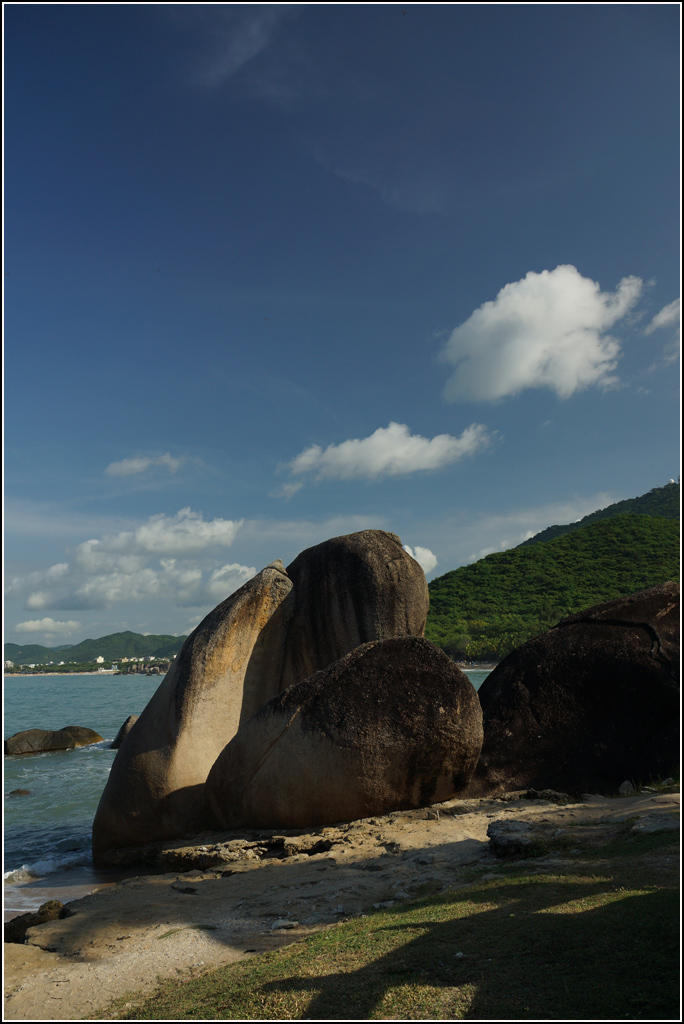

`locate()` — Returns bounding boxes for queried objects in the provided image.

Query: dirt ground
[4,788,679,1022]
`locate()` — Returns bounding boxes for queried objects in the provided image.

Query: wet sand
[4,866,136,924]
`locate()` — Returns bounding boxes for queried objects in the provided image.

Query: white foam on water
[3,847,92,884]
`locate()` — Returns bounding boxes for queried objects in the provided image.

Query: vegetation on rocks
[426,512,679,661]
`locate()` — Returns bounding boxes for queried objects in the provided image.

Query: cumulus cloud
[203,563,257,603]
[284,422,493,482]
[75,508,243,564]
[105,453,185,477]
[5,509,251,612]
[15,618,81,636]
[403,545,438,575]
[440,265,643,402]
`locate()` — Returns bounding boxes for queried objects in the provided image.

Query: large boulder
[109,715,139,750]
[204,635,483,830]
[467,582,680,797]
[279,530,429,690]
[92,561,294,865]
[4,726,103,755]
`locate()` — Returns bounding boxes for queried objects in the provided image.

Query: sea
[3,667,491,920]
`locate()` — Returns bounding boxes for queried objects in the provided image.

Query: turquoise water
[4,674,161,881]
[3,667,490,912]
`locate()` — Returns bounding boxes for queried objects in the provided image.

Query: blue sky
[4,3,680,648]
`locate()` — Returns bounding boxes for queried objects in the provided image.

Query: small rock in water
[618,781,635,795]
[9,789,30,797]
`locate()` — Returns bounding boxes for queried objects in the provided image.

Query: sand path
[4,789,679,1021]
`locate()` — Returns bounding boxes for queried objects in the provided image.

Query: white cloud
[285,422,493,482]
[199,6,293,87]
[105,453,185,477]
[5,509,249,612]
[403,545,438,575]
[440,265,643,402]
[645,298,680,369]
[645,297,680,335]
[270,482,304,500]
[15,618,81,636]
[75,508,243,563]
[203,563,257,602]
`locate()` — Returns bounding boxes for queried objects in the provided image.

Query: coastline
[4,670,117,677]
[4,787,679,1021]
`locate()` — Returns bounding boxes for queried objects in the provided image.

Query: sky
[3,3,681,649]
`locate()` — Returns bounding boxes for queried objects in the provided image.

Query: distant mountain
[5,630,188,666]
[426,512,679,661]
[518,481,679,547]
[4,643,60,665]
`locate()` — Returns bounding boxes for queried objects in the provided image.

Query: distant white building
[5,660,14,669]
[95,656,105,664]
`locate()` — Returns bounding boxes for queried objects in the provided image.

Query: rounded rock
[204,635,483,830]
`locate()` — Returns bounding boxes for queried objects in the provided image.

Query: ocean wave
[3,847,92,883]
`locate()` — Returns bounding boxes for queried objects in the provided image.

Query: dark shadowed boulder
[204,635,483,830]
[92,561,294,866]
[4,726,103,756]
[466,583,680,797]
[279,530,429,691]
[110,715,139,749]
[4,900,67,944]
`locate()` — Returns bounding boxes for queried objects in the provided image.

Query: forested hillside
[519,481,679,547]
[5,631,187,666]
[426,513,680,661]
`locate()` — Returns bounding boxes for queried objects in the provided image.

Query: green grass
[105,832,680,1021]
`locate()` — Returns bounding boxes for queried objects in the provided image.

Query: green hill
[519,481,679,547]
[426,513,680,661]
[5,630,188,666]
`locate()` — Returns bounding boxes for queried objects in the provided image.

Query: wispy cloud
[283,422,494,483]
[198,5,296,87]
[270,482,304,500]
[645,297,680,335]
[644,297,680,369]
[440,265,643,402]
[105,453,185,477]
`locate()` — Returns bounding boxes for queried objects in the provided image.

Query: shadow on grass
[248,876,679,1020]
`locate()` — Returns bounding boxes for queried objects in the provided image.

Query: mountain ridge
[518,481,679,547]
[5,630,188,666]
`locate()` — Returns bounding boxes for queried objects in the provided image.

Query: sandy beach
[4,787,679,1021]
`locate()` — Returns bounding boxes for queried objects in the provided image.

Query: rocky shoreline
[4,786,679,1021]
